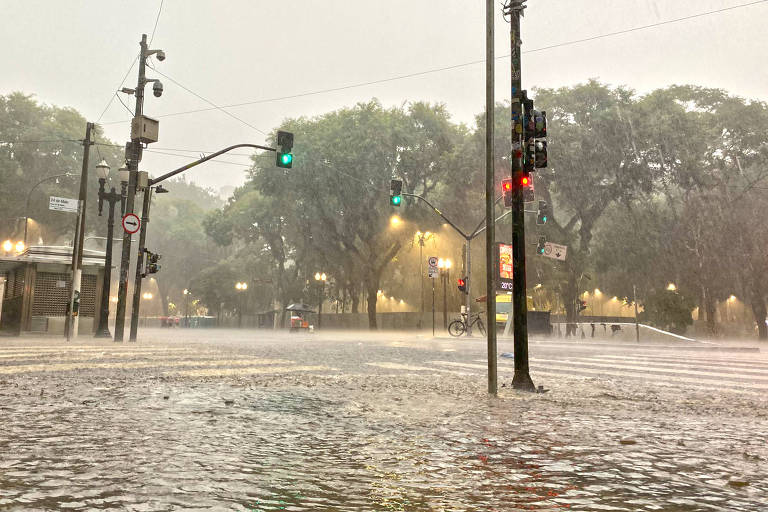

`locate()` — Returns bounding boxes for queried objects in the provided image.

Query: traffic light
[458,277,467,294]
[276,130,294,168]
[534,140,547,168]
[536,200,549,225]
[577,299,588,312]
[536,236,546,255]
[502,178,513,207]
[390,179,403,207]
[522,173,535,203]
[142,249,162,277]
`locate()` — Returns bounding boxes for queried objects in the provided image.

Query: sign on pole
[49,196,80,213]
[496,242,514,291]
[122,213,141,234]
[543,242,567,261]
[427,256,439,278]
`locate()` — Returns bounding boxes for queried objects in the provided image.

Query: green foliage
[639,290,695,335]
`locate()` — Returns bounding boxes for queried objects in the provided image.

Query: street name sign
[543,242,567,261]
[49,196,79,213]
[122,213,141,234]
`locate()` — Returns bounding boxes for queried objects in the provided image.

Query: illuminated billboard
[497,242,514,291]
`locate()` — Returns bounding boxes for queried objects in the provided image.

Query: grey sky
[3,0,767,192]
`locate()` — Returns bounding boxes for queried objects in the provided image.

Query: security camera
[155,50,166,61]
[153,80,163,98]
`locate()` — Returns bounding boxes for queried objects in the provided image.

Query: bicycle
[448,312,486,337]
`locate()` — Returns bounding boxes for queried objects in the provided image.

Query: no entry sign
[122,213,141,234]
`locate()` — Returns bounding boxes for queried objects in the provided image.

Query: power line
[147,64,268,135]
[95,54,138,123]
[99,0,768,126]
[149,0,164,45]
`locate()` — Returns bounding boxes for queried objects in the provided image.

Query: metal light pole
[94,161,127,338]
[314,272,327,328]
[183,288,190,327]
[114,33,165,342]
[438,258,452,330]
[504,0,535,391]
[23,172,74,248]
[235,282,248,328]
[414,231,434,315]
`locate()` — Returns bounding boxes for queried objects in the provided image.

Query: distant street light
[142,292,153,300]
[666,283,677,291]
[314,272,327,328]
[414,230,435,314]
[235,282,248,328]
[2,240,13,252]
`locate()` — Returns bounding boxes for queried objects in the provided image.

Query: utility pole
[504,0,536,391]
[485,0,498,395]
[114,33,165,342]
[66,122,93,340]
[633,284,640,342]
[94,176,125,338]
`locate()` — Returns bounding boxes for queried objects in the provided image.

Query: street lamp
[183,288,191,327]
[314,272,327,328]
[142,292,153,300]
[235,282,248,328]
[94,159,130,338]
[414,231,435,315]
[438,258,452,330]
[22,172,75,248]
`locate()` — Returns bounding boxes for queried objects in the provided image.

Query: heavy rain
[1,1,767,510]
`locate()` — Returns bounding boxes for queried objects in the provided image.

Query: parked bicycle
[448,311,486,337]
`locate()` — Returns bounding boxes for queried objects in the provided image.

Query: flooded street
[0,330,766,511]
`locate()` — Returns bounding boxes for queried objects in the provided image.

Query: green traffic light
[281,153,293,165]
[390,195,402,206]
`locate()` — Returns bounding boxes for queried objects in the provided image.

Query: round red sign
[122,213,141,234]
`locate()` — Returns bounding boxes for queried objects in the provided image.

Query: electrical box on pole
[130,115,159,144]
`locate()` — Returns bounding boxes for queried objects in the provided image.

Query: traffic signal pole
[129,186,153,341]
[504,0,536,391]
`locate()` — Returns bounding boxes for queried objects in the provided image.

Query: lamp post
[23,172,75,248]
[94,160,127,338]
[438,258,452,330]
[183,288,191,327]
[414,231,434,315]
[235,282,248,328]
[314,272,327,328]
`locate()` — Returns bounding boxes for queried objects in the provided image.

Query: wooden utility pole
[485,0,498,394]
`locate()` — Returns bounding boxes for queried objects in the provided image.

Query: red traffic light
[502,180,512,192]
[521,175,530,186]
[458,278,466,287]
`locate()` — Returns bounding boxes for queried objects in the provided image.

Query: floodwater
[0,330,766,511]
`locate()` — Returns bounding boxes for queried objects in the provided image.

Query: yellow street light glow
[400,299,405,305]
[534,283,542,289]
[611,296,618,302]
[14,241,25,253]
[183,289,189,295]
[321,273,327,281]
[666,283,677,291]
[594,289,602,296]
[445,259,452,269]
[390,215,402,227]
[729,295,737,302]
[2,240,12,252]
[142,292,153,300]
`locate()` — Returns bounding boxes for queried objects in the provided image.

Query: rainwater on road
[0,329,766,511]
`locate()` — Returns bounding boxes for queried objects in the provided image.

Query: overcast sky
[3,0,767,192]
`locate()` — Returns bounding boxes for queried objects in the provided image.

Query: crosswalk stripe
[366,362,471,375]
[0,358,293,375]
[589,354,768,368]
[475,357,768,382]
[170,365,332,377]
[574,356,768,374]
[541,357,768,378]
[433,360,768,391]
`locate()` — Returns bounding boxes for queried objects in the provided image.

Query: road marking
[434,360,768,391]
[366,362,470,375]
[171,365,332,377]
[0,358,293,374]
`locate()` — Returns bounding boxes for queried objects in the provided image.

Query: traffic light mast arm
[149,143,276,185]
[402,193,470,240]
